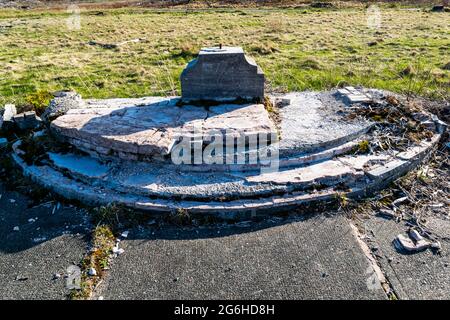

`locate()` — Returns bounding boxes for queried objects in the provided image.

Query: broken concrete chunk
[42,91,84,122]
[394,231,431,253]
[88,267,97,276]
[431,114,448,134]
[0,104,17,131]
[337,88,350,96]
[13,111,42,130]
[112,245,124,255]
[392,196,408,206]
[345,94,372,104]
[394,234,417,252]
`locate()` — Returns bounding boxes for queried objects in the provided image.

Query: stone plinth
[50,97,277,161]
[180,47,265,103]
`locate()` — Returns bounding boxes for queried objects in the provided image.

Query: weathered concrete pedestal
[181,47,264,103]
[9,47,447,218]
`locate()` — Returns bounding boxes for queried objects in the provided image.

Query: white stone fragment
[112,246,124,255]
[13,226,20,231]
[88,267,97,276]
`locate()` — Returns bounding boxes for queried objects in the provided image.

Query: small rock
[42,91,84,122]
[392,196,408,206]
[431,241,442,251]
[0,104,17,131]
[13,226,19,231]
[112,246,124,255]
[98,296,104,300]
[120,230,129,238]
[53,273,61,280]
[88,267,97,276]
[9,199,15,203]
[15,275,28,281]
[13,111,42,131]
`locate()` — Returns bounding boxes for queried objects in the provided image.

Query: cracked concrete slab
[51,99,276,159]
[94,214,386,300]
[362,215,450,299]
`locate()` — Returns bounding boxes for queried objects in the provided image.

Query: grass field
[0,5,449,109]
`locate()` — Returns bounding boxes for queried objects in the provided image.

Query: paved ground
[0,183,90,299]
[1,182,449,300]
[361,214,450,300]
[94,213,386,300]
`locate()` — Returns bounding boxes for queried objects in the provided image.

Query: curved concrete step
[11,131,440,218]
[46,150,368,201]
[50,91,374,165]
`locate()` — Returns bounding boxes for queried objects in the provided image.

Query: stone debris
[12,111,42,130]
[337,86,372,104]
[377,209,396,219]
[394,229,432,253]
[52,273,61,280]
[112,245,125,255]
[120,230,129,238]
[88,267,97,276]
[13,226,20,231]
[392,196,408,205]
[41,91,84,122]
[0,104,17,131]
[15,275,28,281]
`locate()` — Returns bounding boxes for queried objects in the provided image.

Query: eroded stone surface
[51,91,374,164]
[180,47,264,102]
[51,99,276,159]
[42,91,84,122]
[276,92,373,156]
[48,152,110,179]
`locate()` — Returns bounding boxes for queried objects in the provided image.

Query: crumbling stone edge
[9,131,444,220]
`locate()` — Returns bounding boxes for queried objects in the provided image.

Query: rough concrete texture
[11,126,442,216]
[337,86,372,104]
[42,91,84,122]
[95,213,386,300]
[50,91,373,163]
[362,214,450,299]
[277,92,373,156]
[12,111,42,130]
[51,98,276,160]
[0,184,90,299]
[180,47,264,102]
